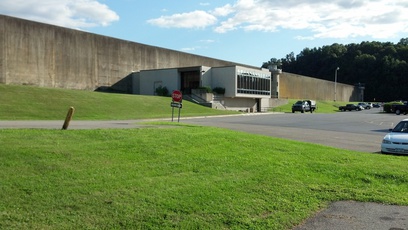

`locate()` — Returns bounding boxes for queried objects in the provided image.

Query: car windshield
[392,121,408,133]
[295,101,302,104]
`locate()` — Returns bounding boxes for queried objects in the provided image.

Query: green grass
[276,99,375,113]
[1,84,406,229]
[1,84,355,120]
[0,84,239,120]
[1,127,407,229]
[275,99,340,113]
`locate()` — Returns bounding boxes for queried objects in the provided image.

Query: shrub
[383,101,403,113]
[198,86,212,93]
[155,86,169,96]
[212,87,225,94]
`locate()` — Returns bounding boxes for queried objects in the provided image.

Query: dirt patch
[293,200,408,230]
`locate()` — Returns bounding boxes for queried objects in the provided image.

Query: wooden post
[62,107,75,130]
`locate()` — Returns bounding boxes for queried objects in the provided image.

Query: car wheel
[396,109,401,115]
[292,110,295,113]
[301,110,304,113]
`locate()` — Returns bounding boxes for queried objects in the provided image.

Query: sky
[1,0,408,67]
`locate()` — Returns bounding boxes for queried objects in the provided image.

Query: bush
[155,86,169,96]
[212,87,225,94]
[198,86,212,93]
[383,101,403,113]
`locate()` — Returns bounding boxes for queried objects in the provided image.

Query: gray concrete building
[0,14,360,111]
[133,65,277,111]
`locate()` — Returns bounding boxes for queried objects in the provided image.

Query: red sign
[172,90,182,102]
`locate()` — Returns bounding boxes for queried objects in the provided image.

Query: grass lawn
[0,84,239,120]
[1,84,357,121]
[277,99,358,113]
[1,126,407,229]
[0,84,405,229]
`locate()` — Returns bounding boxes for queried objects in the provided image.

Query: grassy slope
[0,84,352,120]
[0,84,238,120]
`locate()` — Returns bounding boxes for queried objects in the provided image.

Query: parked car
[391,103,408,115]
[292,100,316,113]
[357,102,371,109]
[339,104,363,111]
[381,118,408,154]
[372,103,381,108]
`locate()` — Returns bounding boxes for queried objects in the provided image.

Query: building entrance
[180,70,200,94]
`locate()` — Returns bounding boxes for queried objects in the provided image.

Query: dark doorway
[256,98,261,112]
[180,71,200,94]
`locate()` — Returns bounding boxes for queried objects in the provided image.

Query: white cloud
[0,0,119,28]
[211,4,234,17]
[147,10,217,29]
[148,0,408,40]
[181,47,196,52]
[199,39,215,43]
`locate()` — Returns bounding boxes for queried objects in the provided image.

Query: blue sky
[1,0,408,67]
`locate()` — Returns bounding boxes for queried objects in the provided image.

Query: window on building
[237,70,271,95]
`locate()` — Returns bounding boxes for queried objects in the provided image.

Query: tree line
[262,38,408,102]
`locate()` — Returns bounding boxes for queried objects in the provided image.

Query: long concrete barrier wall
[280,73,359,101]
[0,15,240,91]
[0,14,358,101]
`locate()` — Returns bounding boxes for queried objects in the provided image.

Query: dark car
[292,101,308,113]
[339,104,363,111]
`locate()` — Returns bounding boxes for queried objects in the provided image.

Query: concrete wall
[0,14,358,102]
[0,15,241,92]
[221,97,257,111]
[200,66,212,88]
[279,72,359,101]
[139,69,180,95]
[211,66,236,97]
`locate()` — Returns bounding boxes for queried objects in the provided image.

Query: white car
[357,102,370,109]
[381,118,408,155]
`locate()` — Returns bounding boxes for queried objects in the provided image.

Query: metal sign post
[171,90,182,122]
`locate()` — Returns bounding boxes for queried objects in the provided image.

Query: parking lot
[1,107,405,153]
[181,107,405,153]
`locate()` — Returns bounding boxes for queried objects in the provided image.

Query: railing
[183,94,212,108]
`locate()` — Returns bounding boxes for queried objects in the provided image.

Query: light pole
[334,67,339,101]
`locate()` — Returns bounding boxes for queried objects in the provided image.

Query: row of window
[237,75,271,95]
[237,69,270,79]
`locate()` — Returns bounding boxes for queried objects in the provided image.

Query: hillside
[0,84,238,120]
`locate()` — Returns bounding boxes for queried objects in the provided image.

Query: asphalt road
[181,107,405,153]
[0,108,405,153]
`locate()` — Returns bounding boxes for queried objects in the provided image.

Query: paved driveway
[0,108,405,153]
[181,108,404,153]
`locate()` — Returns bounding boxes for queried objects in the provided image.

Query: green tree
[265,38,408,101]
